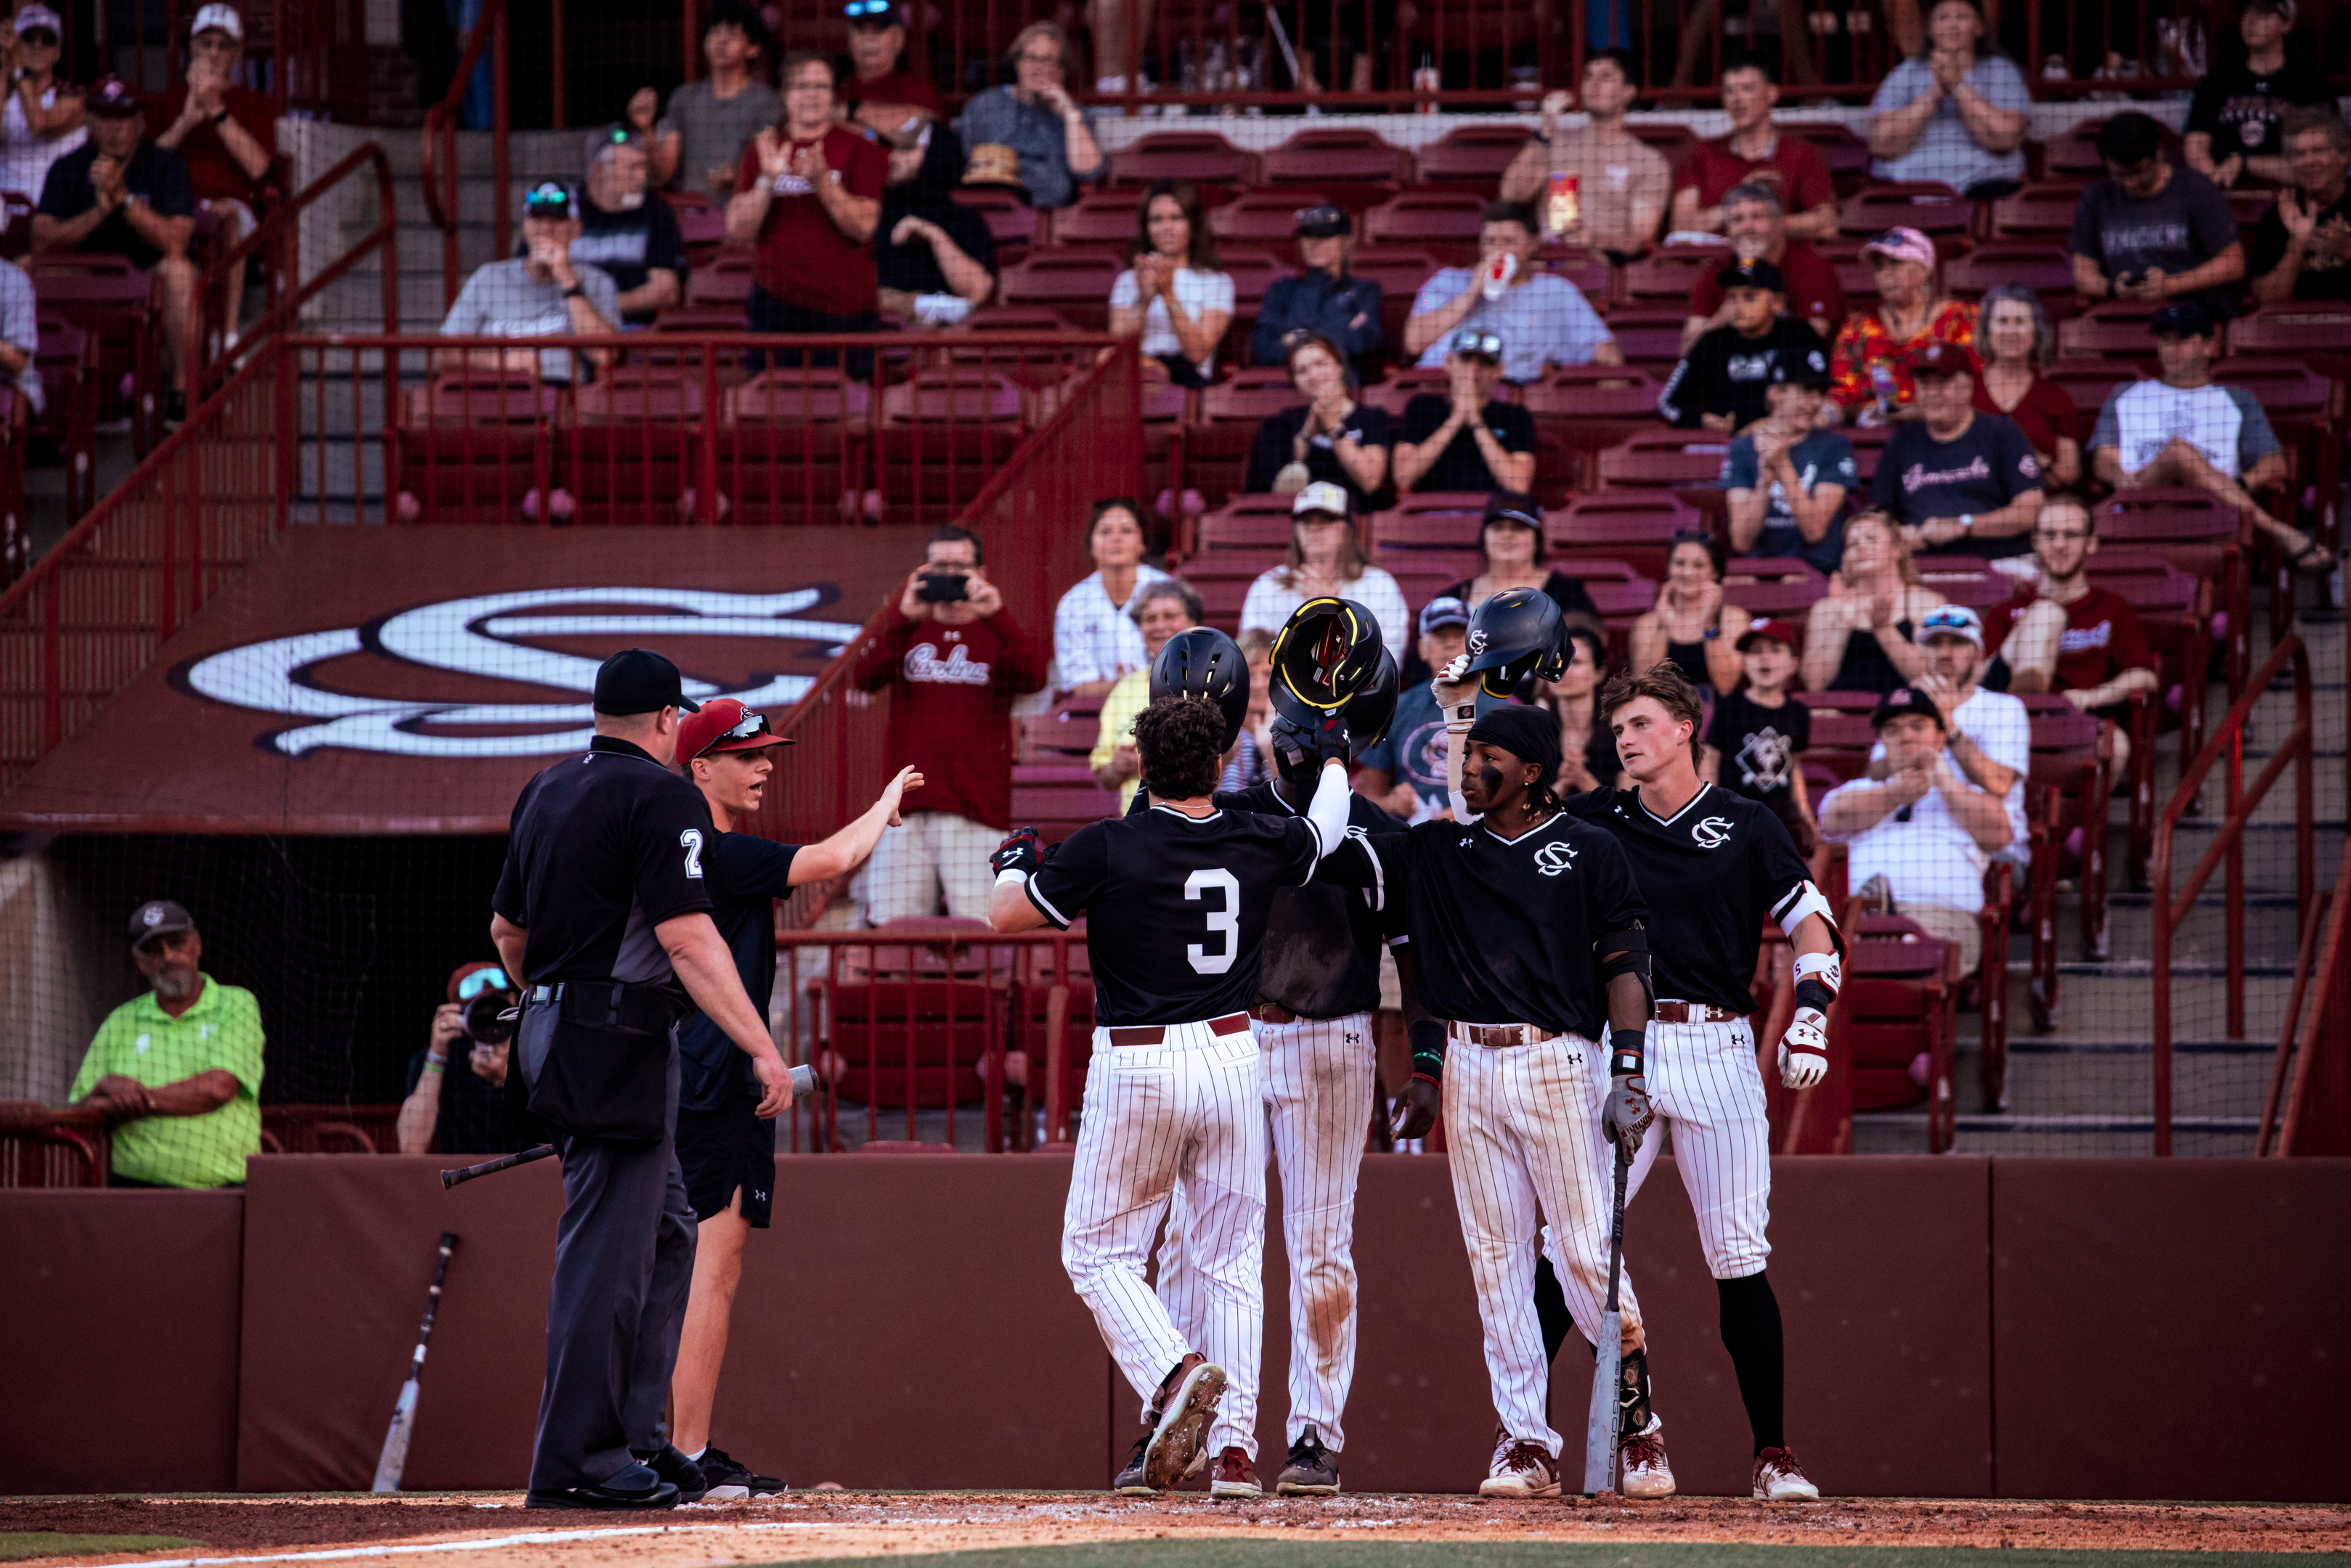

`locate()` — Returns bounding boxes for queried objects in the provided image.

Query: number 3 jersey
[1024,803,1329,1026]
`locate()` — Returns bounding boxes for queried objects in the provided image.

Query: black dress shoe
[635,1443,709,1503]
[523,1461,680,1510]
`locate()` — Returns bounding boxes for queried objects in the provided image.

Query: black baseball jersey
[1026,804,1327,1026]
[677,832,800,1111]
[1563,781,1820,1013]
[1216,780,1403,1019]
[1340,812,1645,1040]
[492,735,717,1005]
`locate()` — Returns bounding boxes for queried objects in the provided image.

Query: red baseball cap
[1910,340,1975,380]
[1736,618,1800,653]
[677,698,794,763]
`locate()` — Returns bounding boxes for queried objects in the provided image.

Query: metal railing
[2149,632,2314,1157]
[2262,835,2351,1156]
[421,0,513,313]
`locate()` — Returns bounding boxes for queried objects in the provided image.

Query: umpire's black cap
[594,649,701,715]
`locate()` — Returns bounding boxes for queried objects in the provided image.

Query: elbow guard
[1793,948,1842,1014]
[1598,926,1653,1013]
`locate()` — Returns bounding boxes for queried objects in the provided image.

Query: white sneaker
[1620,1413,1675,1499]
[1479,1437,1560,1498]
[1753,1445,1822,1500]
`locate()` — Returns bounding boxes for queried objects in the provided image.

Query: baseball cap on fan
[677,697,795,762]
[1292,480,1350,519]
[593,648,700,715]
[1418,595,1470,636]
[1918,603,1984,649]
[190,2,244,38]
[126,899,197,948]
[10,4,62,40]
[85,75,142,116]
[1860,225,1936,269]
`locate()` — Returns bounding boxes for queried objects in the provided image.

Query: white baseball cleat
[1620,1413,1676,1499]
[1478,1437,1561,1498]
[1752,1445,1822,1500]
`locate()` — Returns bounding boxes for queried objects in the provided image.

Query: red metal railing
[2266,834,2351,1156]
[2149,632,2313,1156]
[0,1104,108,1186]
[421,0,513,311]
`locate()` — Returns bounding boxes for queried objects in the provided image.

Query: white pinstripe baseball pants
[1061,1021,1267,1446]
[1587,1016,1774,1280]
[1443,1031,1647,1457]
[1162,1010,1377,1456]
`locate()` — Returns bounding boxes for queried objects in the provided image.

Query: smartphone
[916,573,969,603]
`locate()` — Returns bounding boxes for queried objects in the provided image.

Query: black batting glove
[990,825,1041,877]
[1314,713,1351,766]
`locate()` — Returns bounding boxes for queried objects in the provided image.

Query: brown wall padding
[1992,1159,2351,1503]
[0,1190,243,1493]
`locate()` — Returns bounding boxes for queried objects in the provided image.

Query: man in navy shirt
[1866,341,2045,559]
[667,697,921,1500]
[1252,205,1385,380]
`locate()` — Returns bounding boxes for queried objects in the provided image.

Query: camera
[916,571,969,604]
[462,987,518,1045]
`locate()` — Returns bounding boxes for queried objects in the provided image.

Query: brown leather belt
[1108,1012,1254,1047]
[1248,1003,1300,1026]
[1448,1021,1569,1050]
[1655,1000,1743,1024]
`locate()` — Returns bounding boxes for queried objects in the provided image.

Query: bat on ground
[436,1064,819,1189]
[1583,1138,1631,1496]
[372,1231,457,1493]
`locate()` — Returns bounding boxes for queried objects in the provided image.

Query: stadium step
[1849,1111,2260,1157]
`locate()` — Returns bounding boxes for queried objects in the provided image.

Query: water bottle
[1483,250,1518,301]
[1870,362,1896,422]
[1414,51,1440,113]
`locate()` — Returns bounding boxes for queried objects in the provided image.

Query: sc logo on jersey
[1533,841,1579,876]
[1691,815,1735,849]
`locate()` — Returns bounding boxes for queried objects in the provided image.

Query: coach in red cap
[664,697,922,1499]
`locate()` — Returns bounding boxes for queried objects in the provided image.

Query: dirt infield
[3,1492,2349,1568]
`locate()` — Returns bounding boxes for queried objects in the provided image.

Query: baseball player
[1329,608,1663,1498]
[987,693,1361,1497]
[1553,661,1841,1503]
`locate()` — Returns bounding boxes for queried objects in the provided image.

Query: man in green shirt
[69,900,264,1188]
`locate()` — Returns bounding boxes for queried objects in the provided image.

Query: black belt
[529,981,674,1035]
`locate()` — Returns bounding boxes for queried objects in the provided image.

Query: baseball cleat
[635,1444,709,1505]
[694,1446,784,1500]
[1753,1445,1821,1500]
[1274,1425,1340,1496]
[1143,1354,1227,1490]
[1208,1446,1262,1498]
[1113,1433,1155,1495]
[1479,1437,1561,1498]
[1619,1414,1676,1499]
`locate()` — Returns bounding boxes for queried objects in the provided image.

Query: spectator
[571,126,687,323]
[1218,626,1278,793]
[0,253,41,426]
[394,961,532,1156]
[1680,181,1843,351]
[1982,495,2160,762]
[150,2,274,340]
[1658,258,1830,430]
[1865,0,2029,199]
[850,524,1046,921]
[1051,496,1169,700]
[2184,0,2333,190]
[2070,112,2245,322]
[1630,528,1752,695]
[2087,301,2325,571]
[953,20,1101,211]
[1705,618,1815,853]
[1538,620,1621,795]
[840,0,939,146]
[68,900,263,1189]
[435,181,619,385]
[1820,683,2009,973]
[0,6,83,213]
[1403,200,1620,379]
[1972,283,2081,490]
[1877,603,2029,857]
[1110,178,1231,388]
[727,52,885,373]
[1668,57,1838,242]
[1237,480,1411,653]
[1867,340,2045,558]
[1244,330,1393,512]
[1801,510,1946,693]
[643,4,781,203]
[1724,354,1854,576]
[1392,327,1539,494]
[1355,595,1503,820]
[1499,49,1670,261]
[876,123,995,327]
[1251,204,1382,379]
[1828,226,1977,425]
[2249,107,2351,305]
[1434,491,1600,642]
[1089,576,1202,809]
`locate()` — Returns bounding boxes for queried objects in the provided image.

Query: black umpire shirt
[1026,803,1327,1026]
[1564,781,1817,1015]
[1340,811,1645,1041]
[491,735,717,1009]
[677,833,799,1111]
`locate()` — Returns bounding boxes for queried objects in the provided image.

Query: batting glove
[1313,712,1352,766]
[1433,653,1479,724]
[1779,1008,1829,1090]
[1604,1071,1654,1153]
[990,826,1042,878]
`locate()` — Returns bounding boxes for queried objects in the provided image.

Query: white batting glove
[1779,1008,1828,1090]
[1433,653,1479,722]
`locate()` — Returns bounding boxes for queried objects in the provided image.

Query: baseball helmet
[1462,587,1570,698]
[1268,597,1387,727]
[1266,647,1399,787]
[1149,626,1250,751]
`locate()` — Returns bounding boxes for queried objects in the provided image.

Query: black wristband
[1409,1018,1445,1082]
[562,283,587,299]
[207,109,229,127]
[1794,977,1835,1013]
[1609,1027,1645,1078]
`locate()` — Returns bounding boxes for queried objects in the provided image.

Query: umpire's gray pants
[520,1005,699,1493]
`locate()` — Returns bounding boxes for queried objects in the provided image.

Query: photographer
[395,960,534,1155]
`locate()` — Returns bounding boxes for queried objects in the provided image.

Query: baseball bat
[436,1064,818,1189]
[1583,1138,1631,1496]
[372,1232,457,1493]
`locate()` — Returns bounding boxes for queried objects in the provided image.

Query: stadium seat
[2057,300,2169,360]
[2042,118,2180,179]
[1258,128,1413,198]
[566,365,704,526]
[1600,308,1690,372]
[1046,190,1146,254]
[1107,129,1256,188]
[2094,488,2249,688]
[1218,247,1289,352]
[1622,245,1725,303]
[1987,181,2088,241]
[1414,123,1533,184]
[1836,912,1958,1128]
[1547,491,1695,579]
[1174,556,1263,634]
[998,252,1122,332]
[1360,364,1454,418]
[1197,494,1299,555]
[1838,181,1971,238]
[1943,243,2076,317]
[2023,703,2114,1037]
[1596,427,1737,519]
[717,368,868,526]
[952,187,1040,261]
[1535,245,1615,301]
[1362,189,1488,266]
[661,191,726,252]
[1202,366,1298,422]
[875,368,1024,524]
[1627,122,1697,171]
[1845,422,1891,485]
[2040,358,2145,417]
[945,306,1089,390]
[2090,558,2209,878]
[2226,301,2351,355]
[29,254,155,448]
[392,369,559,523]
[1342,245,1446,364]
[684,251,755,307]
[1520,364,1668,489]
[30,311,93,518]
[809,975,999,1115]
[1787,123,1871,195]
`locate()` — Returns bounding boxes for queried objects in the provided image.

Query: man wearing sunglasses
[664,697,921,1499]
[841,0,937,147]
[395,961,534,1156]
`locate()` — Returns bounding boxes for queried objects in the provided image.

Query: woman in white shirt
[0,8,83,204]
[1108,178,1233,388]
[1050,496,1169,701]
[1237,481,1411,656]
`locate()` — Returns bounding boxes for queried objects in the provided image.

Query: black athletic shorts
[675,1097,777,1228]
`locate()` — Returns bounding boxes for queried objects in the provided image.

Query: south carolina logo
[1533,841,1578,876]
[1691,815,1735,849]
[1467,628,1489,656]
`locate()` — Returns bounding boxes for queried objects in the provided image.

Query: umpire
[490,650,794,1511]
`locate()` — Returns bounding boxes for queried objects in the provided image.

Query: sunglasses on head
[1455,332,1504,359]
[457,966,513,1002]
[694,707,775,759]
[844,0,895,14]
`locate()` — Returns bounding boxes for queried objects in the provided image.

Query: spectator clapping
[1244,331,1393,512]
[1110,179,1233,387]
[1864,0,2030,199]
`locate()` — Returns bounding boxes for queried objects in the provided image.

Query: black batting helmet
[1268,596,1386,727]
[1149,626,1250,751]
[1462,587,1569,697]
[1266,647,1398,787]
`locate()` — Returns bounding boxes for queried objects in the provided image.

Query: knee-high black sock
[1533,1253,1580,1372]
[1716,1270,1785,1454]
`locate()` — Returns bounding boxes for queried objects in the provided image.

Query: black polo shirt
[37,139,196,272]
[491,735,717,1008]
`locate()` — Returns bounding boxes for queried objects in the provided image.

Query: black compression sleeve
[1409,1017,1445,1082]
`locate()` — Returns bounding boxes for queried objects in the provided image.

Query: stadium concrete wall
[3,1156,2345,1500]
